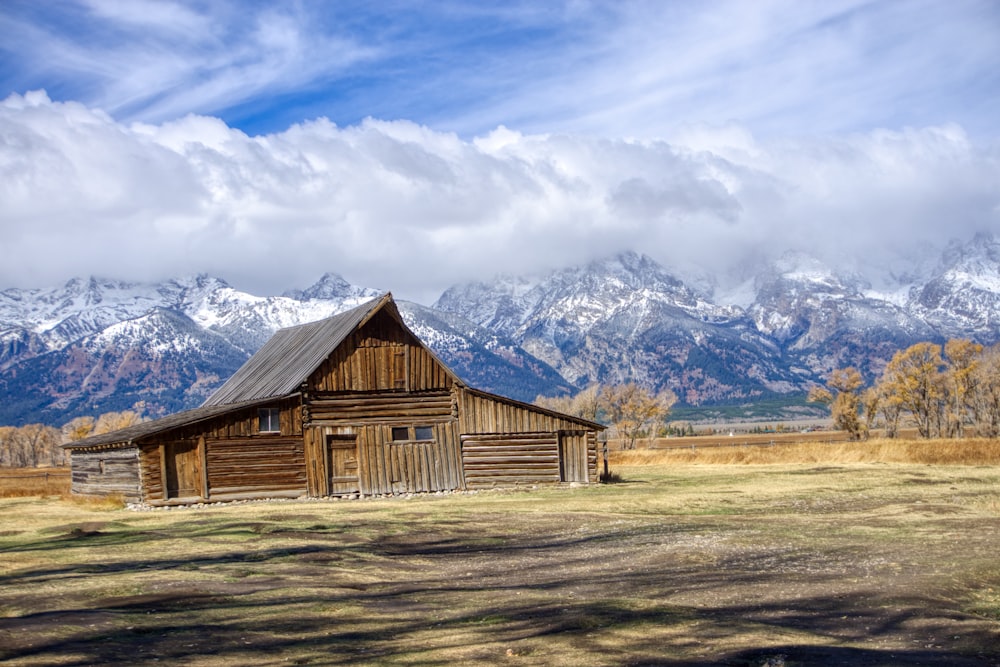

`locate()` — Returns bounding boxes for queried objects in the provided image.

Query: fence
[0,468,72,496]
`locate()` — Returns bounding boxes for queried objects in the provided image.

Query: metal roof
[203,294,389,407]
[63,397,281,449]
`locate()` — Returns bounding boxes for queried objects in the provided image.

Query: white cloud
[1,92,997,303]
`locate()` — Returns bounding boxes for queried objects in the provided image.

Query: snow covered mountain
[436,235,1000,403]
[436,252,795,403]
[0,274,571,426]
[2,233,998,427]
[910,233,1000,338]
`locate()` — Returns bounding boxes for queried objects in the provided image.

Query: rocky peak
[286,273,382,301]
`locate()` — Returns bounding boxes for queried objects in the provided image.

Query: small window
[390,426,435,442]
[258,408,281,433]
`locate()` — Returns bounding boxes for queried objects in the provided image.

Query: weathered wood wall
[69,446,142,503]
[456,388,600,484]
[356,421,462,495]
[309,310,452,393]
[205,437,306,500]
[461,432,561,488]
[302,390,462,496]
[305,390,456,425]
[139,434,307,504]
[457,388,597,434]
[558,431,598,483]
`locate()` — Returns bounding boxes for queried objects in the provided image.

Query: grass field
[1,454,999,665]
[0,468,70,498]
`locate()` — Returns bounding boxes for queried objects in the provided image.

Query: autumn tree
[534,384,601,422]
[808,367,866,439]
[0,424,63,467]
[62,416,96,442]
[598,383,677,450]
[971,343,1000,437]
[879,342,946,438]
[942,339,984,437]
[861,386,881,434]
[94,409,143,435]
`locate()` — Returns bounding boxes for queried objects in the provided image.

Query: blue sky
[1,0,998,302]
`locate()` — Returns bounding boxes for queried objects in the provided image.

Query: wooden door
[558,431,589,483]
[165,441,202,499]
[327,435,360,495]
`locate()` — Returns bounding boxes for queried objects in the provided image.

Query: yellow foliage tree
[93,409,143,435]
[62,416,96,442]
[534,384,601,422]
[808,367,866,439]
[878,342,945,438]
[598,383,676,450]
[942,338,984,437]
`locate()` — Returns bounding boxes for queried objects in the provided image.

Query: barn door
[164,441,202,499]
[327,435,360,495]
[558,431,589,483]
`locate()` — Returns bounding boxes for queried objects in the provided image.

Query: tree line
[809,339,1000,440]
[0,409,144,468]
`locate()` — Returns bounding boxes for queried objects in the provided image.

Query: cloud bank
[2,91,997,303]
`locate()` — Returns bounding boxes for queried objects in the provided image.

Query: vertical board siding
[70,447,142,503]
[461,433,561,488]
[355,421,462,495]
[309,310,452,393]
[457,389,593,434]
[558,431,591,483]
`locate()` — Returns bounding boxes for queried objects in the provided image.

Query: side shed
[65,293,604,505]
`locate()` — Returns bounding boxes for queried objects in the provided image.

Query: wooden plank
[198,436,209,500]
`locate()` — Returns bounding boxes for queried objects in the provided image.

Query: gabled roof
[204,292,428,406]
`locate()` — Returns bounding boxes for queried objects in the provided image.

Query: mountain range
[2,233,998,427]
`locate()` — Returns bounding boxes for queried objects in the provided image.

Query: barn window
[390,426,435,442]
[258,408,281,433]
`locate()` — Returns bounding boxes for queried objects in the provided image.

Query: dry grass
[0,468,70,499]
[1,465,999,665]
[610,436,1000,466]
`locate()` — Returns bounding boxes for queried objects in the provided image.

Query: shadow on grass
[2,513,998,666]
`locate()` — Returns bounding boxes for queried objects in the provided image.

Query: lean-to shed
[65,293,605,505]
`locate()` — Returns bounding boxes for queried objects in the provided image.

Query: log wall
[204,437,306,501]
[69,446,142,503]
[139,435,307,504]
[456,389,601,485]
[461,433,561,489]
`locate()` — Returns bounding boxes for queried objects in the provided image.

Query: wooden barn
[64,293,604,505]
